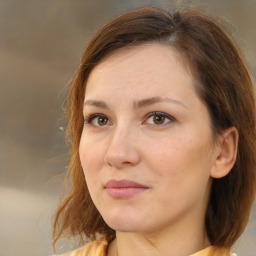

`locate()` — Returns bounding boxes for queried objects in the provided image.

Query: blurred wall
[0,0,255,255]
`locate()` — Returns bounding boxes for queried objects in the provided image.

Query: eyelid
[84,111,175,127]
[143,111,175,125]
[84,113,112,126]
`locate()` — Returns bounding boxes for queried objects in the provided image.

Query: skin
[79,43,238,256]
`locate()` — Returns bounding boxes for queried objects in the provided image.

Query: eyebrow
[83,97,186,109]
[134,97,186,109]
[83,100,109,109]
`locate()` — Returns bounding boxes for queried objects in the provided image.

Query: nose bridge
[104,121,140,167]
[113,121,133,143]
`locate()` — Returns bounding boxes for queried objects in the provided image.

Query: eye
[144,112,174,126]
[84,113,111,127]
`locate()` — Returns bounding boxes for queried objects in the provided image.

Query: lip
[105,179,149,199]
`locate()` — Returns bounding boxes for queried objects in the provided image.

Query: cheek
[79,137,107,206]
[146,136,213,210]
[143,130,213,182]
[79,136,106,177]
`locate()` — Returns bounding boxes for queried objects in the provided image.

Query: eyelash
[84,112,175,127]
[144,112,175,126]
[84,113,111,126]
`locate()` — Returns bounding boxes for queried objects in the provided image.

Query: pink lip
[105,179,148,199]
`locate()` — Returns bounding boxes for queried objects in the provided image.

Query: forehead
[85,42,197,102]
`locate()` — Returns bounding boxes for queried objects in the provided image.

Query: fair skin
[79,43,238,256]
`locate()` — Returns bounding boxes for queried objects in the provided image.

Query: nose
[104,125,141,169]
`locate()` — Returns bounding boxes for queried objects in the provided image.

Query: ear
[210,127,239,179]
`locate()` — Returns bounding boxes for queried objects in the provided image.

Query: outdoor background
[0,0,255,255]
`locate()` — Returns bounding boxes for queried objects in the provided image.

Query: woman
[52,5,256,256]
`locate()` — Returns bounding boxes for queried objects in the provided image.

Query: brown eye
[97,117,108,126]
[153,115,165,124]
[85,114,111,127]
[144,112,174,126]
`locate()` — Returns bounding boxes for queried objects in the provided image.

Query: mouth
[105,179,149,199]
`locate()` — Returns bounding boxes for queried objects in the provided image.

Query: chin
[107,223,142,233]
[102,212,145,233]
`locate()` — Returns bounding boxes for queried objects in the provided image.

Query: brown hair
[53,6,256,250]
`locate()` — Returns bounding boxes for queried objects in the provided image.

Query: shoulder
[53,239,108,256]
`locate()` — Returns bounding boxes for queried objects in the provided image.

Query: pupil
[98,117,107,125]
[154,115,165,124]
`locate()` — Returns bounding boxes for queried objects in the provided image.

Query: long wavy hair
[53,6,256,250]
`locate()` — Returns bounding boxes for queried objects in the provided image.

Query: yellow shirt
[54,239,237,256]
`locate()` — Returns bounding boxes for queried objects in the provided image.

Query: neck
[108,219,210,256]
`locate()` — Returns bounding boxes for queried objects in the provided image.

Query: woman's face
[79,43,218,234]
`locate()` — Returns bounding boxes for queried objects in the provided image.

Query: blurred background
[0,0,255,255]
